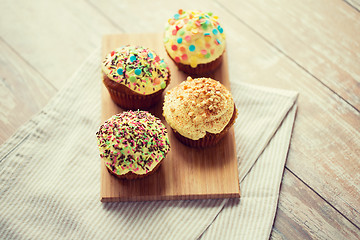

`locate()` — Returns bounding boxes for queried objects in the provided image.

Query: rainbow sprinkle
[96,110,170,175]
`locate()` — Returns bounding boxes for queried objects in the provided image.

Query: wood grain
[271,170,360,240]
[0,38,57,144]
[100,33,240,202]
[219,0,360,111]
[0,0,121,89]
[212,6,360,227]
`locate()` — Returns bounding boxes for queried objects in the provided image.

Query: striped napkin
[0,49,298,239]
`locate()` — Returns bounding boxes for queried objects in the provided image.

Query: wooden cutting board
[100,33,240,202]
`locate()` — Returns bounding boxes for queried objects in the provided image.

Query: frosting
[96,110,170,176]
[163,77,234,140]
[102,46,170,95]
[164,9,226,68]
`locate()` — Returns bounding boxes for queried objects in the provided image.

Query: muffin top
[102,46,170,95]
[164,9,226,68]
[96,110,170,176]
[163,77,234,140]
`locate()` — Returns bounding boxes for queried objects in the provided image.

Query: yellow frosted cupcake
[164,9,226,75]
[163,76,236,147]
[102,45,170,110]
[96,110,170,179]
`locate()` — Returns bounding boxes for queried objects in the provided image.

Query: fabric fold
[0,49,298,240]
[200,100,298,239]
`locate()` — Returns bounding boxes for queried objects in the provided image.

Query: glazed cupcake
[164,9,226,75]
[96,110,170,179]
[102,46,170,110]
[163,77,236,148]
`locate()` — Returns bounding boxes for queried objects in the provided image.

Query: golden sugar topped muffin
[164,9,226,74]
[96,110,170,179]
[163,77,236,147]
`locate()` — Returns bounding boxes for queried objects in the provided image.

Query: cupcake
[163,77,236,148]
[96,110,170,179]
[102,46,170,110]
[164,9,226,75]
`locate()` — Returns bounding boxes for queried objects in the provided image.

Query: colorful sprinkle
[205,53,211,58]
[148,52,154,59]
[134,68,142,75]
[169,19,175,25]
[117,68,123,75]
[160,81,166,89]
[129,76,137,82]
[177,37,183,44]
[201,22,208,30]
[212,29,218,35]
[130,55,136,62]
[218,25,224,33]
[181,54,188,60]
[184,35,191,42]
[172,29,177,35]
[180,46,186,52]
[189,45,195,52]
[174,13,180,20]
[201,49,207,55]
[178,29,185,36]
[174,56,181,63]
[171,44,178,51]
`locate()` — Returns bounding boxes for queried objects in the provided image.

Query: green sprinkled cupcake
[96,110,170,179]
[102,45,171,110]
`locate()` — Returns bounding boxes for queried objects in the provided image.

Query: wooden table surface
[1,0,359,239]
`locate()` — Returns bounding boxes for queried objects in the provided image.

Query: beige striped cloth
[0,49,298,239]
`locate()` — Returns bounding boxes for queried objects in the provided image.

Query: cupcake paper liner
[172,105,238,148]
[103,74,170,110]
[105,161,163,180]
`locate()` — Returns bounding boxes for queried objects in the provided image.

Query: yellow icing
[164,10,226,68]
[96,110,170,176]
[163,77,234,140]
[102,46,170,95]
